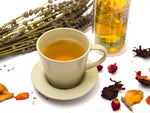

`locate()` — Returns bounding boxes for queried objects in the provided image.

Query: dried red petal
[15,92,29,100]
[135,71,150,85]
[146,96,150,105]
[97,65,103,72]
[101,79,125,100]
[111,99,120,111]
[108,63,118,74]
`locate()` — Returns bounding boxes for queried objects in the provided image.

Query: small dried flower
[108,63,118,74]
[146,96,150,105]
[97,65,103,72]
[111,99,121,111]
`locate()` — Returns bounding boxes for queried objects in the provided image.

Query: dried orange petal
[0,83,14,102]
[15,92,29,100]
[0,83,9,93]
[124,90,144,106]
[0,93,14,102]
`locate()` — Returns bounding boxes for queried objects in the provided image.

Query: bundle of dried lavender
[0,0,93,58]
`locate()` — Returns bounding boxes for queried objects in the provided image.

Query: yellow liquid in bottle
[95,0,130,54]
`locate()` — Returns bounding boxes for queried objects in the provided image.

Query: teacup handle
[86,45,107,70]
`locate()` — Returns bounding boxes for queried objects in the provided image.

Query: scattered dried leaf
[101,78,125,100]
[111,99,121,111]
[135,71,150,86]
[124,90,144,106]
[15,92,29,100]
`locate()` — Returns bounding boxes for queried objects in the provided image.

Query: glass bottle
[93,0,131,55]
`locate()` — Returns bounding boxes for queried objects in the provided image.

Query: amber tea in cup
[37,28,107,89]
[43,39,86,61]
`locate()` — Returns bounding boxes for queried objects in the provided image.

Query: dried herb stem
[121,97,134,113]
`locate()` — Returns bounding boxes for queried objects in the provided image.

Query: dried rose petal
[146,96,150,105]
[108,63,118,74]
[111,99,121,111]
[97,65,103,72]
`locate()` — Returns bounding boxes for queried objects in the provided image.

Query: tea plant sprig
[0,0,93,58]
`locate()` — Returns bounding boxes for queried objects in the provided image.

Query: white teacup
[37,28,107,89]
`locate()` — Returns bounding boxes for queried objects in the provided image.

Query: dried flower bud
[29,9,33,15]
[9,19,16,25]
[97,65,103,72]
[23,11,29,18]
[48,0,52,3]
[111,99,121,111]
[146,96,150,105]
[108,63,118,74]
[23,21,28,26]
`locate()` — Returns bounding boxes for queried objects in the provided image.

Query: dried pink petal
[97,65,103,72]
[111,99,121,111]
[108,63,118,74]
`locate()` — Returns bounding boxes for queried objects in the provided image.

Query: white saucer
[31,59,98,100]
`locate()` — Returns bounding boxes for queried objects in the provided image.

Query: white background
[0,0,150,113]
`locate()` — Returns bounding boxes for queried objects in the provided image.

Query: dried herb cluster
[133,45,150,58]
[0,0,93,58]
